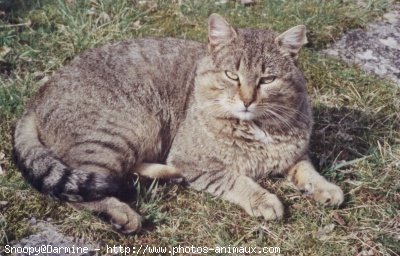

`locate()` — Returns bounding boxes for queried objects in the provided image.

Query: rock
[241,0,254,5]
[0,151,6,175]
[0,201,8,209]
[28,217,37,226]
[10,222,99,256]
[324,4,400,85]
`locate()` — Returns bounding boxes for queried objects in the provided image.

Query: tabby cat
[13,14,343,234]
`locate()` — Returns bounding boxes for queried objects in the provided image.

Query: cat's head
[195,13,309,124]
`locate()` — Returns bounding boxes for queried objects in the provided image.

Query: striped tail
[12,111,135,202]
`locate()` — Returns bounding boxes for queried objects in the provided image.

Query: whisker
[268,105,310,125]
[260,109,294,134]
[193,100,232,119]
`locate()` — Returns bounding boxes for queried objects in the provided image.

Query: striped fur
[168,14,343,221]
[13,111,134,202]
[13,14,343,233]
[13,37,204,233]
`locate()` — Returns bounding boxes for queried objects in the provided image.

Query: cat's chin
[232,111,256,121]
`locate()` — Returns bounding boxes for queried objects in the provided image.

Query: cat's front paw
[302,181,344,206]
[248,193,284,221]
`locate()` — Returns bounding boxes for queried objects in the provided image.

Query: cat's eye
[225,71,239,81]
[259,76,276,86]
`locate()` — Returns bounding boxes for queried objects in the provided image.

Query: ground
[0,0,399,255]
[324,3,400,85]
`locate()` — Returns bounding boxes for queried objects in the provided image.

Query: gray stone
[9,221,99,256]
[324,4,400,85]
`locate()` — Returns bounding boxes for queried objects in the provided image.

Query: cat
[13,13,343,234]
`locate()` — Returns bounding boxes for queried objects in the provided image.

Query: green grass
[1,0,399,255]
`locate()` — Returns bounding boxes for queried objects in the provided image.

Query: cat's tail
[12,111,135,202]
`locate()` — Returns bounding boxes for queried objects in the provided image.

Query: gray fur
[13,14,343,232]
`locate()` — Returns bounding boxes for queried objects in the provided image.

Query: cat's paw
[302,181,344,206]
[108,203,142,234]
[248,193,284,221]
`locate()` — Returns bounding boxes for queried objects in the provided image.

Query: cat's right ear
[208,13,237,52]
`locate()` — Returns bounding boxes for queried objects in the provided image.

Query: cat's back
[34,37,205,105]
[70,37,205,77]
[33,37,205,121]
[31,37,205,160]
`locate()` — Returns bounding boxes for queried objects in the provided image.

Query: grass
[0,0,399,255]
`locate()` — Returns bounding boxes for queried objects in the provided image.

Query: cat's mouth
[225,102,258,121]
[233,109,256,121]
[220,100,257,120]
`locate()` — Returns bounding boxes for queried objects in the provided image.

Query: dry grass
[1,0,399,255]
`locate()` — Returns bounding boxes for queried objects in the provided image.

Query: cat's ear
[275,25,307,59]
[208,13,237,51]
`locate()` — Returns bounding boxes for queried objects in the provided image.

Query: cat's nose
[240,85,256,108]
[243,98,254,108]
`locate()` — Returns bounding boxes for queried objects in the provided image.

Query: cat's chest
[209,123,308,178]
[168,117,309,179]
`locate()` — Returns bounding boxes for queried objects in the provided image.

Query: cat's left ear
[275,25,307,59]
